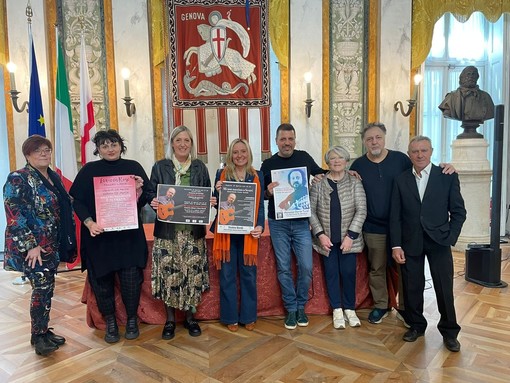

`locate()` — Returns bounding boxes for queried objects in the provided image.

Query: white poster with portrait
[271,166,311,219]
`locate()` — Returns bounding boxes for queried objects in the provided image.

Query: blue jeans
[322,244,356,310]
[219,235,257,324]
[268,218,313,312]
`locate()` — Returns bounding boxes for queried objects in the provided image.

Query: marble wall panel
[379,0,412,152]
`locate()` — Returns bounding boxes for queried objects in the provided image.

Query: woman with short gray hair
[309,145,367,329]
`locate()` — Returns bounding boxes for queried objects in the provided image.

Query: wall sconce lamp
[6,62,29,113]
[121,67,136,117]
[394,73,423,117]
[304,72,314,118]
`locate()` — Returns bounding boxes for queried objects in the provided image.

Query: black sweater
[69,158,152,278]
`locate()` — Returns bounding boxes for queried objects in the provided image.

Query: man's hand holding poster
[271,166,311,219]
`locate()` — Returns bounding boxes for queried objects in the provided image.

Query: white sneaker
[344,309,361,327]
[332,308,345,329]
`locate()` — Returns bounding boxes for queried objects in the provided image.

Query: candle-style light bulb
[121,67,131,98]
[7,62,17,90]
[304,72,312,100]
[412,73,423,100]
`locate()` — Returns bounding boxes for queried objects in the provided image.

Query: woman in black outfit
[70,130,153,343]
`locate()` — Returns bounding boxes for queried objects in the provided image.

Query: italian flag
[54,34,77,191]
[80,33,96,164]
[55,31,80,269]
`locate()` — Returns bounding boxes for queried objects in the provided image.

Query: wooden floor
[1,246,509,383]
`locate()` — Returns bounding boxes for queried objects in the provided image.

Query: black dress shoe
[162,321,176,340]
[125,316,140,340]
[184,319,202,337]
[444,338,461,352]
[402,329,425,342]
[30,328,65,346]
[33,334,59,356]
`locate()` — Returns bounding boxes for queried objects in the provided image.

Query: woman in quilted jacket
[309,146,367,330]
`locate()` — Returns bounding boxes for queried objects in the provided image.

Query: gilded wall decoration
[58,0,107,135]
[330,0,367,155]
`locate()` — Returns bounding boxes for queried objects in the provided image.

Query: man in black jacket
[390,136,466,352]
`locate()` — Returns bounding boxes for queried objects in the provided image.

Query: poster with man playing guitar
[217,181,257,234]
[156,184,212,225]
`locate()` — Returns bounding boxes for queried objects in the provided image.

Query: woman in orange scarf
[211,139,265,332]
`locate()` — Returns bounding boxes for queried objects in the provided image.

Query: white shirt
[412,162,432,201]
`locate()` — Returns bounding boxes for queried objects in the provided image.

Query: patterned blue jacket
[3,165,62,272]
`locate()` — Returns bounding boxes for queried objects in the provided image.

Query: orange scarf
[212,169,261,269]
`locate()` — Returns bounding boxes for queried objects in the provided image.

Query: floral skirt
[151,231,209,311]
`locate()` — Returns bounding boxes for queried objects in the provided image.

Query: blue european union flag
[28,37,45,137]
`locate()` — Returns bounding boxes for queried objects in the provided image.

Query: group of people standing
[3,121,466,356]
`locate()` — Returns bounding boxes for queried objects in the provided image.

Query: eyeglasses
[33,148,52,155]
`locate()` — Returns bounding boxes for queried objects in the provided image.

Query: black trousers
[88,267,143,317]
[401,234,461,339]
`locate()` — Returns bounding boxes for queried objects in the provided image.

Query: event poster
[271,166,311,219]
[157,184,211,225]
[217,181,257,234]
[93,175,139,231]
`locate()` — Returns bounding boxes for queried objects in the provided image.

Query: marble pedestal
[451,139,492,251]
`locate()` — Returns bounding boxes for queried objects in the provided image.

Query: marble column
[451,138,492,250]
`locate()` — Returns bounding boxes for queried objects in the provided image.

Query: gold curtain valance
[269,0,289,68]
[150,0,167,66]
[412,0,510,69]
[154,0,289,68]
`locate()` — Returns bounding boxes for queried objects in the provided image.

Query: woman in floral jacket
[3,135,76,356]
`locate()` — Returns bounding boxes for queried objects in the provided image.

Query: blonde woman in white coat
[309,146,367,329]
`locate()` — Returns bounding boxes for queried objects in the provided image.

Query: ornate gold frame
[0,0,16,170]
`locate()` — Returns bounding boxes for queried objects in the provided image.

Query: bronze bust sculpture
[438,66,494,138]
